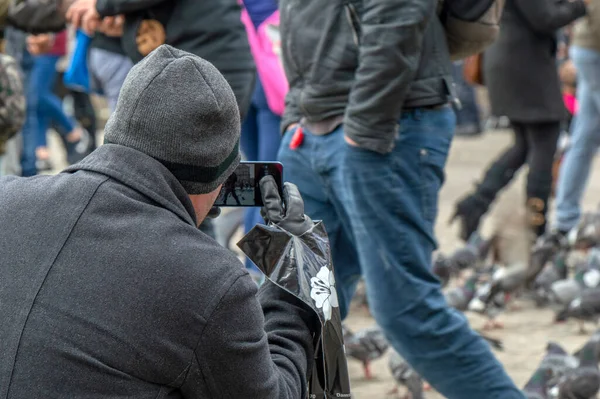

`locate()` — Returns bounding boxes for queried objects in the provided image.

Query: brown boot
[526,197,548,238]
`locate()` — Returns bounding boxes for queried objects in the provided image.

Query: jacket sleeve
[343,0,438,154]
[95,0,170,16]
[513,0,587,35]
[184,276,318,398]
[281,86,302,134]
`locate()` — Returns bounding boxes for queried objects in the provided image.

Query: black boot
[450,194,489,242]
[451,164,517,241]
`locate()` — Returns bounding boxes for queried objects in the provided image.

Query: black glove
[260,175,314,236]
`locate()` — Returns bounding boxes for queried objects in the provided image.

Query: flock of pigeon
[342,209,600,398]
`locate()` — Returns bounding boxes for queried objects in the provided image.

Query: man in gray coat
[0,45,318,398]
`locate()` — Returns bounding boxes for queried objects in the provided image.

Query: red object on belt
[49,31,68,57]
[289,126,304,150]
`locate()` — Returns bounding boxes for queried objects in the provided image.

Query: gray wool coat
[0,144,317,398]
[484,0,587,122]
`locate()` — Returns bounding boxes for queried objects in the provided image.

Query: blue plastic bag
[63,30,92,93]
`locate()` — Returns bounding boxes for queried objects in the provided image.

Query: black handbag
[7,0,66,34]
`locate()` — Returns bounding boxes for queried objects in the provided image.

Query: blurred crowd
[0,0,599,397]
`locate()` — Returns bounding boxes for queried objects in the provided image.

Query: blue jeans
[21,54,76,176]
[278,126,361,319]
[341,106,525,399]
[241,77,282,270]
[555,46,600,232]
[89,48,133,113]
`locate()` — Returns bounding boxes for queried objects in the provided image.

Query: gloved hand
[260,175,314,236]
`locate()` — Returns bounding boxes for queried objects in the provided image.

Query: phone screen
[213,161,284,207]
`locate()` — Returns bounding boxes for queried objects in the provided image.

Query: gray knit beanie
[104,45,241,195]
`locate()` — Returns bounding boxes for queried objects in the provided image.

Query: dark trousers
[477,121,561,234]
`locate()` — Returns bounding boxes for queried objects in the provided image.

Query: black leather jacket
[280,0,454,154]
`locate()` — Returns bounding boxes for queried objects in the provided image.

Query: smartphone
[213,161,284,207]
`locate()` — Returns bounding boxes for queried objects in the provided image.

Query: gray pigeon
[570,212,600,250]
[523,366,555,399]
[534,252,569,306]
[445,232,493,273]
[469,263,528,329]
[344,325,389,379]
[549,279,585,309]
[468,280,507,330]
[444,274,479,311]
[541,342,579,384]
[488,262,529,300]
[544,253,600,310]
[432,252,455,288]
[556,334,600,399]
[529,240,566,289]
[523,343,578,399]
[350,279,369,311]
[556,288,600,333]
[388,350,424,399]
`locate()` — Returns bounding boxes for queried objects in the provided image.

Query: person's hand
[260,175,314,236]
[344,135,359,147]
[66,0,100,34]
[99,15,124,37]
[26,34,55,55]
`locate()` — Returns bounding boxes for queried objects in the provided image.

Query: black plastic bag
[238,221,352,398]
[8,0,66,34]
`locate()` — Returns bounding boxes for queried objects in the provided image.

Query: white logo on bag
[310,266,339,322]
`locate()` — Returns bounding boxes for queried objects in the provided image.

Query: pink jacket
[240,7,288,116]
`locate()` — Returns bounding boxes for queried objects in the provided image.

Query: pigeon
[445,231,494,273]
[432,252,455,288]
[556,335,600,399]
[534,253,569,307]
[544,254,600,310]
[523,365,555,399]
[549,279,585,309]
[469,263,528,329]
[587,248,600,270]
[568,212,600,250]
[486,262,528,303]
[350,279,369,311]
[468,280,507,330]
[540,342,579,383]
[529,240,566,289]
[555,288,600,333]
[523,343,579,399]
[388,350,424,399]
[344,325,389,379]
[444,273,480,311]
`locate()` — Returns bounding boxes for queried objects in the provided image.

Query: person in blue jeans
[240,0,281,277]
[22,33,88,176]
[278,0,524,397]
[553,46,600,235]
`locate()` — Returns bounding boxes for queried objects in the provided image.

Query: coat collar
[65,144,198,226]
